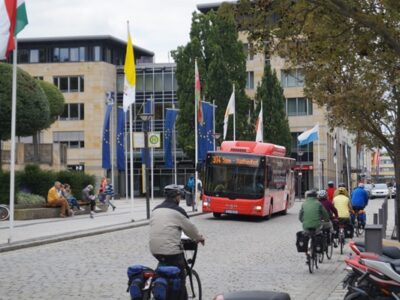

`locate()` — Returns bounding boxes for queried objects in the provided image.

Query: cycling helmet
[317,190,328,200]
[328,181,334,187]
[337,187,347,195]
[164,184,185,198]
[338,182,346,188]
[306,189,318,198]
[358,182,365,188]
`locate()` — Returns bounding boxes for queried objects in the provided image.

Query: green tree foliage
[0,63,50,140]
[255,62,291,154]
[37,79,65,128]
[236,0,400,238]
[172,5,253,159]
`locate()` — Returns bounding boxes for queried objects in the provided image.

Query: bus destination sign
[211,155,260,167]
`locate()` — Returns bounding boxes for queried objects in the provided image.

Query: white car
[371,183,389,199]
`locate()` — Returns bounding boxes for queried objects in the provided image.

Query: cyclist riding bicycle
[149,184,205,300]
[334,182,349,197]
[326,181,336,202]
[351,182,369,227]
[299,190,330,233]
[333,187,353,225]
[317,190,338,230]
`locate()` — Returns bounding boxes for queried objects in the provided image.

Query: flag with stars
[102,104,113,170]
[116,107,125,171]
[198,102,214,163]
[164,108,178,168]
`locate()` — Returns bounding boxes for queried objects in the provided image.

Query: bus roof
[220,141,286,157]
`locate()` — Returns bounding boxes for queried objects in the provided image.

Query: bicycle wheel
[314,247,319,270]
[340,235,344,255]
[307,253,314,274]
[186,269,202,299]
[326,233,334,260]
[0,206,9,221]
[356,216,364,236]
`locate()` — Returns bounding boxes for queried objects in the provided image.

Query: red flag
[195,60,203,124]
[0,0,17,60]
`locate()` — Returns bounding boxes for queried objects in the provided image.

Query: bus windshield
[205,163,265,199]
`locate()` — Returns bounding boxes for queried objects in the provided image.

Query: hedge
[0,164,96,204]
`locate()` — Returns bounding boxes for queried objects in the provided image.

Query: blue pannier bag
[127,264,153,300]
[152,266,181,300]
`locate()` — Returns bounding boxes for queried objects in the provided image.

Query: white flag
[255,104,263,142]
[223,90,235,139]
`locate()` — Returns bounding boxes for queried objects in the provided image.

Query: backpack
[126,265,154,300]
[187,177,195,190]
[152,266,181,300]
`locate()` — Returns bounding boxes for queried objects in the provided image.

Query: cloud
[20,0,213,62]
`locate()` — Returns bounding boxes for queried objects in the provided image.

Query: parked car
[371,183,389,199]
[364,183,373,198]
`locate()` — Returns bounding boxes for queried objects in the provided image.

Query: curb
[0,211,205,253]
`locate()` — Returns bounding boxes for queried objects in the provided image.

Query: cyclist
[351,182,369,227]
[149,184,205,300]
[318,190,338,247]
[326,181,336,202]
[333,187,353,232]
[299,190,330,233]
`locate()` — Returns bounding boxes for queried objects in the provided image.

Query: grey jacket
[149,200,202,256]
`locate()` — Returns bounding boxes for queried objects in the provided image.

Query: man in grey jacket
[149,184,205,300]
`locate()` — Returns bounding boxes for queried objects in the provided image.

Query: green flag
[15,0,28,35]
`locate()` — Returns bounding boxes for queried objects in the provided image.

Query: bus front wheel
[213,212,222,218]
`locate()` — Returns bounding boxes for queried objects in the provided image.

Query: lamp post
[298,149,304,201]
[320,158,326,188]
[138,112,153,219]
[213,132,221,151]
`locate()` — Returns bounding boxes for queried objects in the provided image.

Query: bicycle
[305,230,321,274]
[0,204,10,221]
[333,219,347,254]
[319,227,334,262]
[352,209,365,237]
[128,238,202,300]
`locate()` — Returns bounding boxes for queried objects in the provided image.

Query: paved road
[0,198,390,300]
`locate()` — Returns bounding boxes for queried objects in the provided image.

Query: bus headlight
[203,197,211,207]
[254,206,262,211]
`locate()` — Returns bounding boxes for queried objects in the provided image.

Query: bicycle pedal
[187,259,193,264]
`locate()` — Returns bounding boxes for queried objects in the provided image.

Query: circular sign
[149,134,159,145]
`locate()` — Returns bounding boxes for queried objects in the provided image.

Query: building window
[243,43,254,60]
[60,48,69,62]
[33,76,44,80]
[281,69,304,87]
[53,76,85,93]
[93,46,101,61]
[29,49,45,63]
[53,47,86,62]
[290,132,314,162]
[53,131,85,148]
[18,49,29,63]
[70,48,79,62]
[246,71,254,89]
[59,103,84,120]
[117,74,124,93]
[286,98,313,116]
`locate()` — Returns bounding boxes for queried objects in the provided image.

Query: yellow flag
[123,31,136,112]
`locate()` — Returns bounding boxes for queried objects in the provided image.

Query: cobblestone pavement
[0,198,389,300]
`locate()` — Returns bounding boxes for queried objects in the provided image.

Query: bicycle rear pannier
[345,223,354,238]
[127,264,154,300]
[314,233,324,253]
[152,266,181,300]
[296,231,309,252]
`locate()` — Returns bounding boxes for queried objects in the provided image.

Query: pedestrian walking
[104,178,116,211]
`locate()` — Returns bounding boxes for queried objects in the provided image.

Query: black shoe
[112,206,116,211]
[333,241,338,248]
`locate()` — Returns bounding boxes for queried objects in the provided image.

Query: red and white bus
[202,141,296,218]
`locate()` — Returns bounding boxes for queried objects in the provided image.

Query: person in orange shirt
[47,181,72,218]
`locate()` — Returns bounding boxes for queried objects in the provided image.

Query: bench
[14,202,109,220]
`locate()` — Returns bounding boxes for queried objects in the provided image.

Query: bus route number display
[211,155,259,167]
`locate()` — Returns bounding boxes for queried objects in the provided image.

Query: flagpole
[213,100,216,151]
[233,84,236,141]
[151,96,154,202]
[173,104,178,185]
[194,59,199,211]
[336,129,339,186]
[8,38,18,244]
[110,93,115,195]
[125,111,128,197]
[318,124,321,190]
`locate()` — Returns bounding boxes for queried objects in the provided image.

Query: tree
[172,5,253,160]
[236,0,400,239]
[255,61,291,154]
[0,63,50,168]
[37,80,65,128]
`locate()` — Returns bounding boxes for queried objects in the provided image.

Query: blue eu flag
[198,102,214,163]
[102,104,113,170]
[164,109,178,168]
[116,108,125,171]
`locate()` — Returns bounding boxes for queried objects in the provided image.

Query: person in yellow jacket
[47,181,72,218]
[333,187,352,221]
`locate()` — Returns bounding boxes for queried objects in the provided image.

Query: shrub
[19,164,57,199]
[16,192,46,207]
[0,170,23,205]
[56,170,95,200]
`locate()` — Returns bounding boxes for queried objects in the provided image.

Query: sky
[19,0,217,63]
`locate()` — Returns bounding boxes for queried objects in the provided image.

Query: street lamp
[138,112,153,219]
[213,132,221,151]
[298,149,304,201]
[320,158,326,188]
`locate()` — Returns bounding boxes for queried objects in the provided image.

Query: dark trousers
[154,253,187,300]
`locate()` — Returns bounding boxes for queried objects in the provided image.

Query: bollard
[382,201,387,233]
[373,213,378,225]
[365,224,383,255]
[379,208,385,236]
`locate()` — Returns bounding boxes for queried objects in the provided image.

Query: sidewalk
[0,197,202,252]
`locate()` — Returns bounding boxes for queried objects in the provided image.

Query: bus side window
[266,165,273,188]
